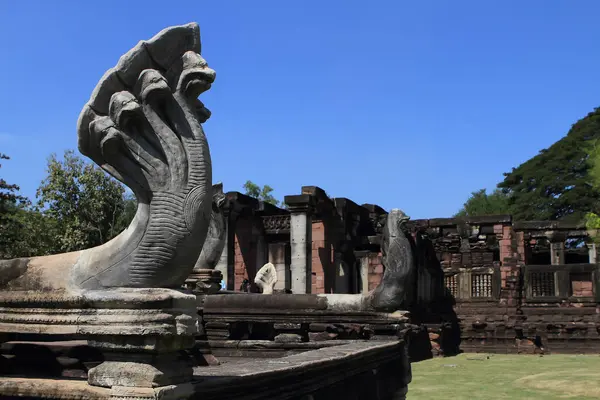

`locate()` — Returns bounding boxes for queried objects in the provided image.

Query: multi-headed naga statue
[1,23,215,292]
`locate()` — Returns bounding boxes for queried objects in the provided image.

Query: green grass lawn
[409,353,600,399]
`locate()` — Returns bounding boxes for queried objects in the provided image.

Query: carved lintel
[262,215,291,234]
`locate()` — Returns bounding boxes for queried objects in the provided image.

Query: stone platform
[0,340,410,400]
[0,288,199,390]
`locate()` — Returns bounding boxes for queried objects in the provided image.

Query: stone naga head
[369,209,416,312]
[380,209,410,258]
[73,23,216,289]
[0,23,216,293]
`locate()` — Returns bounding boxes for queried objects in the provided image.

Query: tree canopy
[454,189,510,217]
[457,107,600,221]
[0,150,136,258]
[497,108,600,221]
[0,154,25,208]
[0,153,30,258]
[36,150,133,252]
[243,180,280,206]
[583,121,600,237]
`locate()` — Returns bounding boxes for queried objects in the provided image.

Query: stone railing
[523,263,600,303]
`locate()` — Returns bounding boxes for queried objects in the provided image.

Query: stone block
[88,355,193,388]
[274,323,302,331]
[309,323,331,332]
[312,222,326,241]
[274,333,303,343]
[309,332,338,341]
[312,240,325,251]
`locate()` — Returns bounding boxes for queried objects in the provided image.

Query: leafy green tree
[5,207,59,258]
[116,192,138,232]
[36,150,130,252]
[243,180,280,206]
[585,211,600,240]
[0,153,30,258]
[498,108,600,221]
[584,136,600,240]
[0,154,25,206]
[455,189,510,217]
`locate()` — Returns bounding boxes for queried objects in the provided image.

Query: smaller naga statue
[368,209,417,312]
[186,182,228,294]
[254,262,278,294]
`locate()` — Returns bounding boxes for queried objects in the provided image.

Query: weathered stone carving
[0,23,215,391]
[195,183,227,270]
[262,214,291,234]
[0,22,215,292]
[368,209,417,312]
[255,262,278,294]
[185,182,227,293]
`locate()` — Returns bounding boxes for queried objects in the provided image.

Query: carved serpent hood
[0,23,216,292]
[72,23,215,289]
[368,209,417,312]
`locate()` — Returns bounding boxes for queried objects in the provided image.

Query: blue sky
[1,1,600,219]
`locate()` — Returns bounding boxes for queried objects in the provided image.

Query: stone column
[291,211,312,294]
[588,243,597,264]
[285,195,314,294]
[546,231,566,265]
[459,269,471,299]
[224,210,238,290]
[550,242,565,265]
[355,250,370,294]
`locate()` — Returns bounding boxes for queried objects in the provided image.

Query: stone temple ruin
[0,23,412,399]
[2,21,600,400]
[220,192,600,356]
